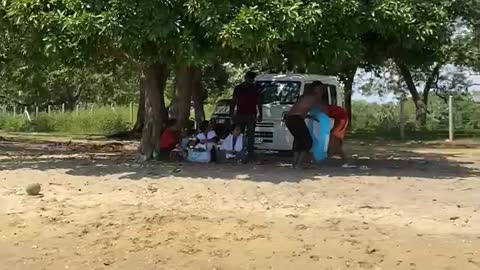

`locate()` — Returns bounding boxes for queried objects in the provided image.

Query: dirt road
[1,139,479,269]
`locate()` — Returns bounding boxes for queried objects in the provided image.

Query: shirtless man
[285,82,324,168]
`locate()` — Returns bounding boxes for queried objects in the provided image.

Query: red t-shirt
[232,82,261,116]
[326,106,348,122]
[159,128,180,151]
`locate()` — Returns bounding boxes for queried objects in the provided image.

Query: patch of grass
[0,115,27,132]
[0,106,134,135]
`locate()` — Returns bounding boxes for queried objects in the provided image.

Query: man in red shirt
[230,71,262,163]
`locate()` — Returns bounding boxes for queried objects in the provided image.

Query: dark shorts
[285,115,312,152]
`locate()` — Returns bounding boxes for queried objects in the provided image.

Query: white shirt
[196,130,217,141]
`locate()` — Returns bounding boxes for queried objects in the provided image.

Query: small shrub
[0,116,27,131]
[28,114,57,132]
[99,115,131,134]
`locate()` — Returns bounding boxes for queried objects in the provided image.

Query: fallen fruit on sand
[26,183,41,195]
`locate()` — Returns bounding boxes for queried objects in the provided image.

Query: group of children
[158,119,246,164]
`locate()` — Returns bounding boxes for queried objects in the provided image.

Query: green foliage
[352,94,480,139]
[0,115,27,131]
[0,106,134,134]
[1,0,479,139]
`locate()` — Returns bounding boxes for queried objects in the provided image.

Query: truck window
[328,85,337,106]
[257,81,301,104]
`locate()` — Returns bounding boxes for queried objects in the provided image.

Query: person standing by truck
[285,82,323,168]
[230,71,262,163]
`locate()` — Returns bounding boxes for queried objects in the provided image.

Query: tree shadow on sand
[0,139,479,184]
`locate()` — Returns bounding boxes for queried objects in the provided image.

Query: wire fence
[0,102,138,123]
[1,97,479,141]
[351,95,480,141]
[0,103,138,134]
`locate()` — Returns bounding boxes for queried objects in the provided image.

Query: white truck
[254,74,342,151]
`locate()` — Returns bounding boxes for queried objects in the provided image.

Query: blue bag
[187,149,211,163]
[307,109,332,161]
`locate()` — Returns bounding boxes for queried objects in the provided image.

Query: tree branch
[434,88,448,103]
[422,63,442,101]
[0,95,31,107]
[396,61,421,102]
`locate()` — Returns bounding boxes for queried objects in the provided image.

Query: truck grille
[256,122,274,128]
[255,131,273,138]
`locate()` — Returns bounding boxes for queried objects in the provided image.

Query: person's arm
[230,87,238,117]
[256,86,263,122]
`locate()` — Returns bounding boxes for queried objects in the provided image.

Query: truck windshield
[257,81,301,104]
[213,99,231,115]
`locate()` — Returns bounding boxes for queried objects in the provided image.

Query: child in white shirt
[195,120,218,151]
[217,125,246,163]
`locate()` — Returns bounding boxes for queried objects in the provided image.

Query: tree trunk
[131,75,146,134]
[341,67,356,128]
[175,65,195,128]
[156,67,169,125]
[139,62,169,158]
[396,62,427,127]
[422,63,442,112]
[191,67,206,127]
[168,76,178,119]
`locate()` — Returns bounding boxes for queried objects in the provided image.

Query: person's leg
[237,121,247,134]
[296,120,313,169]
[245,118,256,162]
[329,119,347,160]
[338,139,346,161]
[292,141,300,168]
[286,116,301,168]
[336,120,348,162]
[236,149,247,163]
[328,136,341,159]
[216,149,227,164]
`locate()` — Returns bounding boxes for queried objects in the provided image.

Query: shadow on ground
[1,139,479,183]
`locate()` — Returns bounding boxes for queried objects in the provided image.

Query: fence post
[76,104,80,116]
[24,107,31,122]
[449,95,454,141]
[35,106,39,117]
[399,99,405,141]
[48,105,51,114]
[13,106,16,118]
[90,104,94,114]
[62,103,65,114]
[129,102,133,122]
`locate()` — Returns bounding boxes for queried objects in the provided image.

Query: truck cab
[255,74,342,151]
[210,98,233,139]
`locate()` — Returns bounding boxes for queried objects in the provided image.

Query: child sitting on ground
[169,127,194,162]
[187,121,218,163]
[217,125,246,163]
[158,118,180,158]
[195,120,218,151]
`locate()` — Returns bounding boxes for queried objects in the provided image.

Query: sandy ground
[0,138,479,270]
